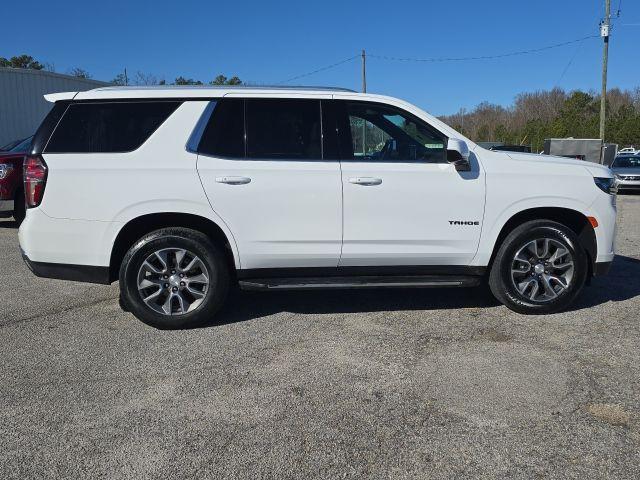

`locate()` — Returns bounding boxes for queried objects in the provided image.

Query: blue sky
[4,0,639,115]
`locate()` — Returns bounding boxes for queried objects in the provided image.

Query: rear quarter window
[44,101,182,153]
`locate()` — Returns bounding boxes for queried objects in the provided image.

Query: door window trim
[186,101,217,154]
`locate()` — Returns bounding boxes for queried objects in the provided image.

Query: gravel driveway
[1,196,639,479]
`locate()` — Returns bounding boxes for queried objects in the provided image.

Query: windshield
[9,136,33,152]
[612,156,640,168]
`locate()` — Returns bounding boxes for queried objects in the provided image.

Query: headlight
[0,163,14,179]
[594,177,617,195]
[614,174,622,180]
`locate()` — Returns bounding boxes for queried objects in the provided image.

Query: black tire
[13,189,25,225]
[488,220,588,314]
[119,227,230,329]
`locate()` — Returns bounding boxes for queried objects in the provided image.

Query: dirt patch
[585,403,631,427]
[477,328,512,343]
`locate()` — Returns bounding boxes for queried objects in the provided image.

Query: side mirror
[447,138,471,172]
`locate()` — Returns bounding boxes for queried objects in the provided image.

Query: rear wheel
[119,228,229,329]
[488,220,588,314]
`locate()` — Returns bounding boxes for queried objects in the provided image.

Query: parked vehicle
[0,135,32,224]
[611,155,640,192]
[617,147,638,155]
[19,87,617,328]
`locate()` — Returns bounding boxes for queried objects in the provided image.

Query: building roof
[0,67,109,87]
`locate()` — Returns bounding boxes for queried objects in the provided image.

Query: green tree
[174,76,203,85]
[0,54,44,70]
[552,91,598,139]
[210,74,242,85]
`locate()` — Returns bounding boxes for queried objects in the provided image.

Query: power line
[368,35,599,63]
[275,35,601,87]
[556,37,588,85]
[277,55,358,85]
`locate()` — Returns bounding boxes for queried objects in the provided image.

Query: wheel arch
[109,212,239,283]
[488,207,597,277]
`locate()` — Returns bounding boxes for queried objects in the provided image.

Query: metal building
[0,68,108,146]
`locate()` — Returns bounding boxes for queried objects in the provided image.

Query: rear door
[196,97,343,270]
[333,99,485,266]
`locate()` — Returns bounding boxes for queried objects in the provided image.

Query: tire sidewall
[497,223,587,313]
[120,230,228,328]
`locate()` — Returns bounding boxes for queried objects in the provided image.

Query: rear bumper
[21,249,110,284]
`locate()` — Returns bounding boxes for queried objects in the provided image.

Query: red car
[0,136,32,224]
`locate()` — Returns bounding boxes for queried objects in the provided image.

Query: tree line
[0,54,242,86]
[440,87,640,150]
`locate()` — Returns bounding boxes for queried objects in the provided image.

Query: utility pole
[599,0,610,141]
[361,49,367,93]
[124,68,129,86]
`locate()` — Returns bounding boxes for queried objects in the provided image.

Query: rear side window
[45,101,181,153]
[198,99,245,158]
[246,99,321,159]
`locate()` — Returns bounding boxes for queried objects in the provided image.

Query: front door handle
[215,176,252,185]
[348,177,382,186]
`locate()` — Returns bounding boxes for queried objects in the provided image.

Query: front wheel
[488,220,588,314]
[119,228,229,329]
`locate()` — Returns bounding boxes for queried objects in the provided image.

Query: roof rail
[94,85,357,93]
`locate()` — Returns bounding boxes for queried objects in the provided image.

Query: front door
[335,100,485,267]
[196,98,342,270]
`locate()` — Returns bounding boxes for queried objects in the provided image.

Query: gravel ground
[1,196,639,479]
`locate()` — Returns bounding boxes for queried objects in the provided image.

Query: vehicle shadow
[205,255,640,327]
[570,254,640,311]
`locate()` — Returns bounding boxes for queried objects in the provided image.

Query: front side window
[246,99,321,159]
[45,101,181,153]
[344,101,446,163]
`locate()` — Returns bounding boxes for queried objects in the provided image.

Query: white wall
[0,68,108,146]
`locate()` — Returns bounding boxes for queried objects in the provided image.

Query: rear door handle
[348,177,382,186]
[215,176,251,185]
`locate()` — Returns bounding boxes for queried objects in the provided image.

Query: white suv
[19,86,617,328]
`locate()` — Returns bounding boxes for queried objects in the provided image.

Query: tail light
[24,155,48,208]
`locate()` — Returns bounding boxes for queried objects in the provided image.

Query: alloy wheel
[510,238,575,303]
[136,248,210,315]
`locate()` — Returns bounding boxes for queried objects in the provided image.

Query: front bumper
[616,180,640,190]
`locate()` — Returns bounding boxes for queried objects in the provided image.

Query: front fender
[473,195,593,266]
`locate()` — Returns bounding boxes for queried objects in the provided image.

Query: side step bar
[239,275,482,291]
